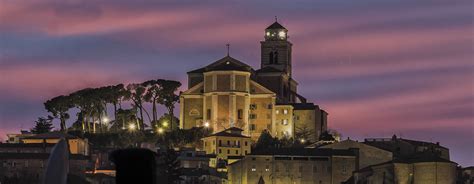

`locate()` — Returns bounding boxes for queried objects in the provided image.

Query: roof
[363,137,448,151]
[23,132,79,139]
[205,127,250,138]
[250,148,356,157]
[0,153,90,160]
[0,143,56,148]
[207,131,250,138]
[266,21,286,30]
[187,56,254,74]
[256,66,282,73]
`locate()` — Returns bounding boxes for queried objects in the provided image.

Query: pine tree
[31,116,54,134]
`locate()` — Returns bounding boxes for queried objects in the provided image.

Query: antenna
[226,43,230,56]
[275,16,278,22]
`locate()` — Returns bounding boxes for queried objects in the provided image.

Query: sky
[0,0,472,166]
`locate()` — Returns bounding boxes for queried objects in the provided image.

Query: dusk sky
[0,0,472,166]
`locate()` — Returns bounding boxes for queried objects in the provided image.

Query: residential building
[353,156,457,184]
[21,132,90,156]
[320,139,393,169]
[227,148,357,184]
[202,127,252,160]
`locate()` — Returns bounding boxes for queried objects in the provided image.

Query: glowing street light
[157,128,164,134]
[128,124,136,131]
[300,138,306,144]
[204,122,210,128]
[102,117,109,124]
[162,121,169,127]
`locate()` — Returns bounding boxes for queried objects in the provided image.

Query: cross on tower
[226,43,230,56]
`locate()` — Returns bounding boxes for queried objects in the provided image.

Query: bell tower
[260,20,293,76]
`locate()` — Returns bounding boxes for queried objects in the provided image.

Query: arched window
[269,52,274,64]
[274,51,279,64]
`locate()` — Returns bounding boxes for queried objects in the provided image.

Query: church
[179,21,328,141]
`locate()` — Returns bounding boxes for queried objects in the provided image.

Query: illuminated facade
[180,21,328,141]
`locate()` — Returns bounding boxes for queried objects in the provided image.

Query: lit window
[282,119,288,125]
[278,31,286,38]
[276,110,279,114]
[251,165,256,171]
[283,109,288,114]
[265,165,270,172]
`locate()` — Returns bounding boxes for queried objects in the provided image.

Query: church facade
[179,21,328,141]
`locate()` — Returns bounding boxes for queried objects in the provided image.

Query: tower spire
[226,43,230,56]
[275,16,277,22]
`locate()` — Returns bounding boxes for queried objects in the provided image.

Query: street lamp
[157,127,164,134]
[162,121,169,127]
[204,121,210,128]
[102,117,109,123]
[300,138,305,144]
[128,124,136,131]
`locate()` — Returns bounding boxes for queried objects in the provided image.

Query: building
[227,148,357,184]
[20,132,90,156]
[5,130,34,143]
[0,152,90,184]
[177,148,211,169]
[202,127,252,160]
[180,21,328,141]
[353,156,457,184]
[364,135,450,160]
[320,139,393,169]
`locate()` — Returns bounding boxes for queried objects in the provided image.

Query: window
[275,110,280,114]
[245,141,248,146]
[265,165,270,172]
[213,140,216,145]
[227,140,230,146]
[249,114,257,119]
[251,165,256,171]
[250,104,257,110]
[219,149,222,154]
[219,140,222,146]
[266,114,271,119]
[267,104,273,109]
[269,51,274,64]
[237,109,243,119]
[283,109,288,114]
[250,124,256,131]
[245,150,248,154]
[235,150,238,154]
[227,150,230,154]
[282,119,288,125]
[295,116,300,120]
[342,165,347,173]
[252,157,256,161]
[207,109,211,118]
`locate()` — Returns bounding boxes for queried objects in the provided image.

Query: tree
[44,95,73,132]
[127,83,148,130]
[295,125,314,144]
[152,113,179,131]
[156,80,181,131]
[319,131,336,141]
[157,148,181,183]
[254,130,278,151]
[143,80,162,124]
[31,116,54,134]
